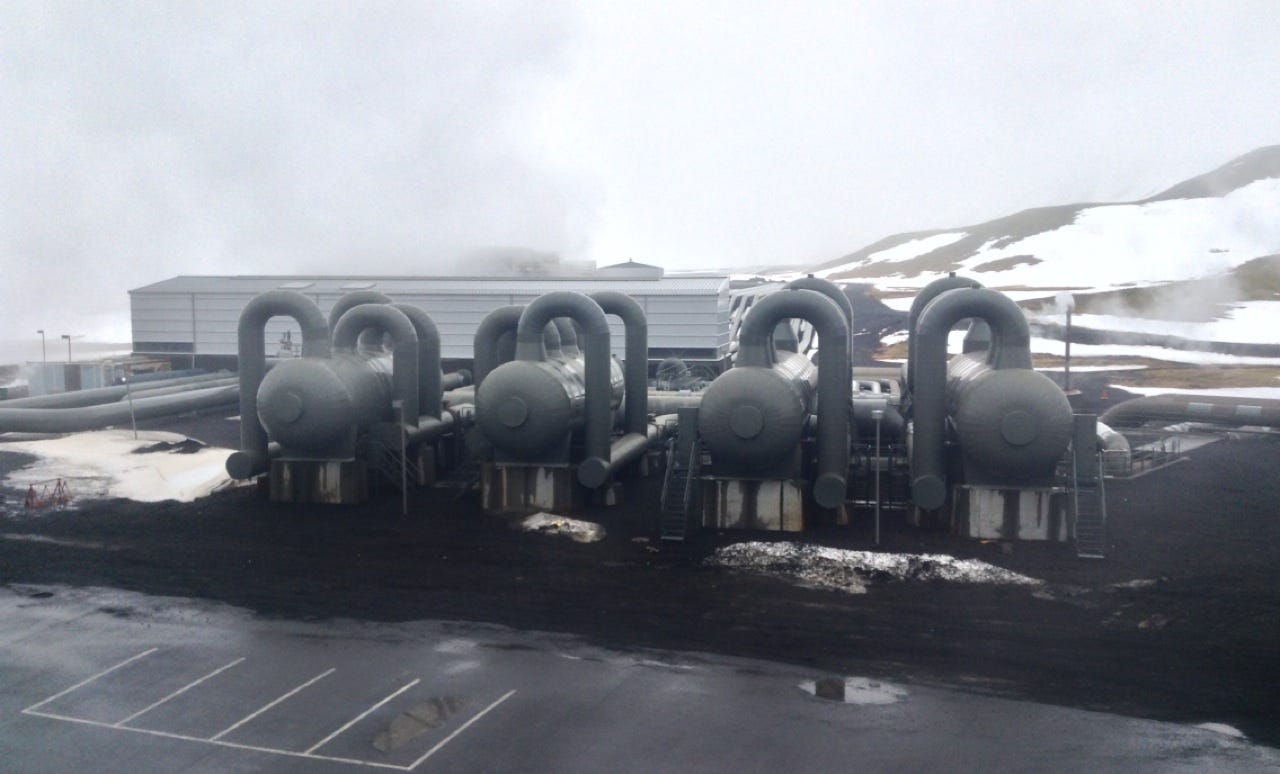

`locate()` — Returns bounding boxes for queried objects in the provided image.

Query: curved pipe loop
[472,305,525,388]
[909,286,1032,510]
[390,303,443,420]
[513,292,612,488]
[590,290,649,437]
[738,288,851,509]
[552,318,582,359]
[328,290,393,350]
[786,276,855,361]
[333,304,420,428]
[906,275,982,394]
[234,291,330,478]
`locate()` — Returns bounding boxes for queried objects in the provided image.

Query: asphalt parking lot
[2,584,1276,773]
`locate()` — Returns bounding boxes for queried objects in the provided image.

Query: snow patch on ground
[1,429,232,503]
[707,542,1041,594]
[521,512,606,543]
[1195,722,1246,739]
[1029,338,1280,366]
[1110,385,1280,399]
[799,676,908,705]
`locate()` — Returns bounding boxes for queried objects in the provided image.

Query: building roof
[130,273,728,296]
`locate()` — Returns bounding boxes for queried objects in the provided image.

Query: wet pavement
[2,584,1275,773]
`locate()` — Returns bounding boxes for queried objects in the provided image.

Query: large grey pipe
[906,275,982,394]
[738,288,851,509]
[513,292,612,488]
[332,304,419,428]
[390,304,442,419]
[0,384,238,434]
[473,305,525,388]
[329,290,392,350]
[553,318,582,359]
[235,291,331,477]
[1100,393,1280,429]
[590,291,648,436]
[787,276,855,361]
[3,372,229,410]
[910,287,1032,510]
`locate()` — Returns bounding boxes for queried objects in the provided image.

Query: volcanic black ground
[1,405,1278,747]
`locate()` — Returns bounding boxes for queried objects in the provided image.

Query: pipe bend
[333,304,421,427]
[473,305,525,388]
[235,290,330,470]
[391,303,443,419]
[736,289,851,509]
[786,276,854,359]
[590,291,649,437]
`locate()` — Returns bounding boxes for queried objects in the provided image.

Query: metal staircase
[368,436,422,493]
[1070,447,1111,555]
[659,408,701,542]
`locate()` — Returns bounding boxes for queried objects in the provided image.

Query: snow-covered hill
[810,146,1280,295]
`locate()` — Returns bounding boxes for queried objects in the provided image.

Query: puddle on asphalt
[373,697,465,752]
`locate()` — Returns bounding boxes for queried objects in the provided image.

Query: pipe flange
[498,397,529,428]
[1000,410,1038,446]
[729,405,765,439]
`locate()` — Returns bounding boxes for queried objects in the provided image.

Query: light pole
[1055,292,1076,393]
[60,334,72,363]
[871,408,884,546]
[36,330,46,364]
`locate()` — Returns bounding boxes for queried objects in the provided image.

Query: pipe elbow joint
[813,472,847,510]
[577,455,611,489]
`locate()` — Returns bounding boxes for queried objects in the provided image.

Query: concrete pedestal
[270,459,368,505]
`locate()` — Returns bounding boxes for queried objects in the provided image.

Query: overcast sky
[2,1,1278,340]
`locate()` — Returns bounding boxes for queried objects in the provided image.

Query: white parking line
[209,668,335,741]
[407,689,517,770]
[115,657,246,727]
[306,678,422,755]
[23,647,159,714]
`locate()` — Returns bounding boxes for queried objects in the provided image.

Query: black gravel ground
[1,406,1278,747]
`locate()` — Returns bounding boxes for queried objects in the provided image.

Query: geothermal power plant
[10,265,1280,557]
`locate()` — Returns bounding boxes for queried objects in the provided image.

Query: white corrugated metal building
[129,263,732,371]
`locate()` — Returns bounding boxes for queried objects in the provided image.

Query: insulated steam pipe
[590,291,649,436]
[906,275,982,394]
[512,292,612,488]
[1100,393,1280,429]
[391,303,443,420]
[2,372,230,409]
[738,288,851,509]
[332,304,420,428]
[235,291,331,478]
[328,290,393,350]
[473,305,525,388]
[910,287,1032,510]
[0,384,238,434]
[787,276,855,360]
[553,318,582,359]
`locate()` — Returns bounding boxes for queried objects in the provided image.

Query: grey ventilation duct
[232,290,331,478]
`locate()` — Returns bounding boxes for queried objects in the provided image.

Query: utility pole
[36,330,46,364]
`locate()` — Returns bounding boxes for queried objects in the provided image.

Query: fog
[2,1,1278,340]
